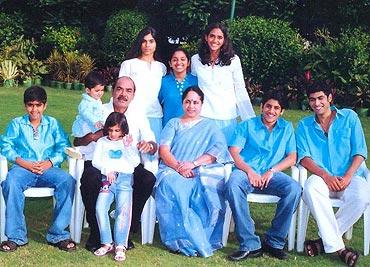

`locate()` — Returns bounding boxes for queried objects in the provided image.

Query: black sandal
[304,238,324,257]
[338,248,359,267]
[48,239,76,252]
[0,240,27,252]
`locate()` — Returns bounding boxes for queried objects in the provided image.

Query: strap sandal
[304,238,324,257]
[0,240,27,252]
[94,244,114,256]
[114,246,126,262]
[339,248,359,267]
[48,239,76,252]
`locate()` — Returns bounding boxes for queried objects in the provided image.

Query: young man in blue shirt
[0,86,76,253]
[296,81,369,266]
[226,91,301,261]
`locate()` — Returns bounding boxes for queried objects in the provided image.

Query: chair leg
[344,226,353,240]
[147,197,156,244]
[297,200,310,252]
[364,206,370,256]
[0,191,6,242]
[222,201,232,246]
[141,197,155,244]
[288,210,297,251]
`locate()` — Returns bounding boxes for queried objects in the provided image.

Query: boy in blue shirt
[226,91,301,261]
[0,86,76,253]
[296,81,369,266]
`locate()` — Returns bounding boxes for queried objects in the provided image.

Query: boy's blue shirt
[230,115,296,174]
[296,106,367,177]
[0,114,70,167]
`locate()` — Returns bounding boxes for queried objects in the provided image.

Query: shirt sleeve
[92,139,105,174]
[158,77,165,105]
[119,60,130,77]
[0,119,21,162]
[349,112,367,159]
[138,114,156,142]
[190,55,198,76]
[159,119,177,147]
[49,119,70,166]
[285,122,297,155]
[232,55,255,121]
[229,121,248,148]
[296,120,312,164]
[78,100,101,127]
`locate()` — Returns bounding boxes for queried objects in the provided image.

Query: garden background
[0,0,369,266]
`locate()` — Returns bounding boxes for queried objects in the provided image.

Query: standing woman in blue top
[191,22,255,143]
[158,48,198,127]
[119,26,167,141]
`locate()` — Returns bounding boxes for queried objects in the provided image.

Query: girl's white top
[119,58,167,118]
[191,54,255,120]
[92,136,140,175]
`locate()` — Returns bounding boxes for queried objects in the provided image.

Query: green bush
[305,28,370,108]
[0,12,25,48]
[41,26,81,54]
[228,16,304,91]
[102,9,149,66]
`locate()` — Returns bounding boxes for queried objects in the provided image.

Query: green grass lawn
[0,86,369,266]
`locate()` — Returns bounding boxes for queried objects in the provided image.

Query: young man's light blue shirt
[296,106,367,177]
[230,115,296,174]
[0,114,70,167]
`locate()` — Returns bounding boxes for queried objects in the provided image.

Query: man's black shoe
[85,241,100,252]
[228,248,263,261]
[262,241,288,260]
[127,239,135,250]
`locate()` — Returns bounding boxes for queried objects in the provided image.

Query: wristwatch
[269,167,277,173]
[193,160,199,167]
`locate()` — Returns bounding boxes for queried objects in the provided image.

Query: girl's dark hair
[85,71,106,89]
[103,112,129,136]
[24,86,47,104]
[198,22,235,66]
[182,86,204,103]
[261,91,287,110]
[126,26,160,60]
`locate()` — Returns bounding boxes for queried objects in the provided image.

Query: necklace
[175,75,187,95]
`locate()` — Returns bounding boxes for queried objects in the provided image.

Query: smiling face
[107,124,123,141]
[308,91,332,117]
[140,33,156,57]
[182,90,202,119]
[205,28,225,53]
[261,99,283,126]
[169,50,189,75]
[86,84,104,100]
[25,100,47,123]
[112,77,135,113]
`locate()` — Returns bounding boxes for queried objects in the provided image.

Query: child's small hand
[107,171,117,184]
[123,134,133,147]
[95,121,104,129]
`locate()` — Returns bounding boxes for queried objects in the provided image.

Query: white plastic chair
[296,163,370,256]
[222,166,299,251]
[69,151,158,244]
[0,155,78,242]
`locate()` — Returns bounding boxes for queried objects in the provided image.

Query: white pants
[302,175,370,253]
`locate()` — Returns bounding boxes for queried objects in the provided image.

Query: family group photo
[0,1,369,266]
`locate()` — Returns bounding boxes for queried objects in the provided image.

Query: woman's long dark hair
[103,112,129,136]
[198,22,235,66]
[126,26,161,61]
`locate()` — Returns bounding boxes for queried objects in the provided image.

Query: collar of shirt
[256,114,283,131]
[20,114,49,127]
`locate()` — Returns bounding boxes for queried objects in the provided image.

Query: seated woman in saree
[155,86,232,257]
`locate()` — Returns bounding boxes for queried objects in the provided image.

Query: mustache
[117,95,128,101]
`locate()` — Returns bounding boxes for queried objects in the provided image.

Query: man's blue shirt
[296,107,367,177]
[230,115,296,174]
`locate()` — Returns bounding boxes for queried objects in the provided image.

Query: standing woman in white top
[191,22,255,143]
[119,26,167,142]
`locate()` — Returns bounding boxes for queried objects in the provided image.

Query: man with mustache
[74,76,157,252]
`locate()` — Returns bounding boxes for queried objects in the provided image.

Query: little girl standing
[69,71,106,157]
[158,47,198,127]
[92,112,140,262]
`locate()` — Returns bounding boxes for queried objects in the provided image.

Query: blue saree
[155,118,232,257]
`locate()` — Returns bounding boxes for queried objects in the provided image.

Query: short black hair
[306,81,332,98]
[103,112,129,136]
[85,71,106,89]
[261,91,287,110]
[23,86,47,104]
[182,86,204,103]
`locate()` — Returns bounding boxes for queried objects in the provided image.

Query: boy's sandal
[94,244,114,256]
[0,240,27,252]
[48,239,76,252]
[114,246,126,262]
[304,238,324,257]
[339,248,359,267]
